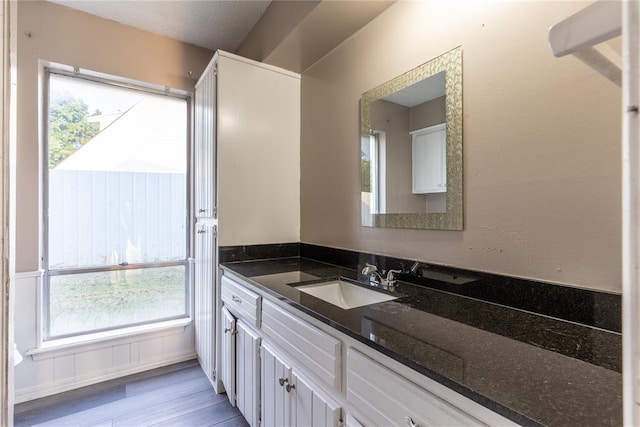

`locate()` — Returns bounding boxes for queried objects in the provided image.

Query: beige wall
[301,1,621,293]
[16,1,213,272]
[410,96,446,132]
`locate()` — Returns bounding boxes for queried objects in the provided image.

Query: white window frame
[40,63,192,343]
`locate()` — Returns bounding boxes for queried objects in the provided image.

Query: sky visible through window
[48,73,187,173]
[50,74,150,116]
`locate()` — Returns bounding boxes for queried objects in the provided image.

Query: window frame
[41,65,192,342]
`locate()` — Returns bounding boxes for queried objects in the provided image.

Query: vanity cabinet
[261,343,341,427]
[261,299,341,392]
[411,123,446,194]
[220,269,516,427]
[220,277,262,427]
[347,348,487,427]
[221,275,261,328]
[261,298,343,426]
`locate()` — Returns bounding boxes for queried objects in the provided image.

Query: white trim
[217,50,301,80]
[14,269,43,279]
[14,352,196,404]
[408,122,446,136]
[38,60,191,99]
[548,0,621,57]
[623,1,640,424]
[1,0,11,423]
[548,0,622,87]
[27,318,192,361]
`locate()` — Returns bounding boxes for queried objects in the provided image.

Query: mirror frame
[360,46,463,230]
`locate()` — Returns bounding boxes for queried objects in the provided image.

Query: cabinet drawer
[221,275,261,328]
[347,348,486,427]
[262,300,341,391]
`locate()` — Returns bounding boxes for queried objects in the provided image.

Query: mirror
[360,46,462,230]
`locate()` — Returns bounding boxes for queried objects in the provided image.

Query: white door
[221,306,236,406]
[261,343,292,427]
[236,320,261,427]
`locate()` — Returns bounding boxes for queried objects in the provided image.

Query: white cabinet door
[194,221,216,386]
[292,370,341,427]
[261,343,342,427]
[194,59,217,219]
[261,343,292,427]
[236,319,261,427]
[221,306,236,406]
[411,123,446,194]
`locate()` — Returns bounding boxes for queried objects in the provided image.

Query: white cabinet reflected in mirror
[411,123,446,207]
[361,46,462,230]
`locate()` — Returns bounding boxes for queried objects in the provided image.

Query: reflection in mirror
[361,47,462,230]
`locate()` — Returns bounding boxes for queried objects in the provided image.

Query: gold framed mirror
[360,46,462,230]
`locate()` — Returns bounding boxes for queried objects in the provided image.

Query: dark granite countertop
[220,257,621,427]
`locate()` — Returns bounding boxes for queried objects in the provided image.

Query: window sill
[26,318,193,362]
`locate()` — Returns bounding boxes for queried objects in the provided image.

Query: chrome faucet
[361,263,401,290]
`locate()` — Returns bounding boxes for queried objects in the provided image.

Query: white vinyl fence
[48,170,187,269]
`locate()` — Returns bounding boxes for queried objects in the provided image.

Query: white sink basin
[296,280,398,309]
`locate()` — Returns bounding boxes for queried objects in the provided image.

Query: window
[361,130,386,225]
[43,68,189,340]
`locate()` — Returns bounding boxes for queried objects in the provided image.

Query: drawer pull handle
[232,295,242,303]
[405,417,418,427]
[224,327,232,333]
[286,383,296,393]
[278,377,288,387]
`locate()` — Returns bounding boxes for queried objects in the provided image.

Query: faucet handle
[361,263,379,275]
[386,269,402,282]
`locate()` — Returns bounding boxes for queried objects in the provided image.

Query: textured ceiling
[48,0,272,52]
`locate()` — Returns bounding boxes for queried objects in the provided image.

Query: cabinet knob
[224,327,232,334]
[286,383,296,392]
[278,377,288,387]
[405,416,419,427]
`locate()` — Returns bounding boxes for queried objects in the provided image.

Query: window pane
[47,74,187,269]
[48,266,187,338]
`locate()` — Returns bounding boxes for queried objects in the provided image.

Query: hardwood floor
[14,359,248,427]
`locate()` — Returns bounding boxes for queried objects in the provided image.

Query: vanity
[217,244,621,427]
[190,42,621,426]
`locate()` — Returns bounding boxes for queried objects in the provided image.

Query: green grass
[49,266,187,338]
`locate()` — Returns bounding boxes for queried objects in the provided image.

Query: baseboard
[14,351,197,404]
